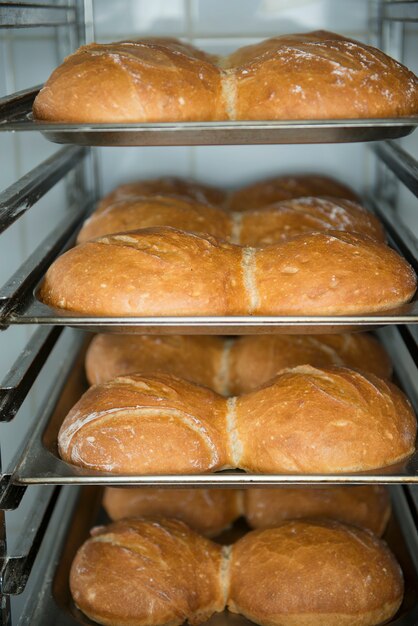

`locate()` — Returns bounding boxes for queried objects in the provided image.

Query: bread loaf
[58,374,230,474]
[102,485,390,537]
[78,194,385,245]
[236,365,416,473]
[98,177,227,209]
[33,39,226,123]
[228,520,404,626]
[103,488,242,536]
[244,485,391,536]
[76,195,231,244]
[227,174,358,211]
[58,367,416,474]
[33,31,418,122]
[40,228,416,316]
[85,333,392,392]
[223,30,418,120]
[70,518,226,626]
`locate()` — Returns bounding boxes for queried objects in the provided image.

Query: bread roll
[227,174,358,211]
[85,332,392,393]
[254,230,416,315]
[58,368,416,474]
[98,177,226,209]
[78,194,385,245]
[228,333,392,394]
[59,373,230,474]
[103,488,242,536]
[33,39,226,123]
[77,195,231,244]
[40,228,416,316]
[85,334,227,392]
[244,486,391,536]
[236,365,416,473]
[34,32,418,122]
[239,197,385,245]
[228,520,404,626]
[70,518,225,626]
[223,30,418,121]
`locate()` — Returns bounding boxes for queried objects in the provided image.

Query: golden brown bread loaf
[85,332,392,392]
[227,173,358,210]
[40,228,416,316]
[76,195,231,244]
[34,39,226,122]
[58,374,230,474]
[98,177,227,209]
[78,194,385,245]
[103,488,242,536]
[102,485,390,537]
[228,520,404,626]
[34,31,418,122]
[228,333,392,393]
[223,30,418,120]
[244,486,391,536]
[58,367,416,474]
[70,518,226,626]
[236,365,416,473]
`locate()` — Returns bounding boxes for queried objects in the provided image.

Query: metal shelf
[14,485,418,626]
[0,3,76,29]
[3,326,417,487]
[0,91,417,146]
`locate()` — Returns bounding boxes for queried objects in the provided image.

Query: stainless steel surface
[8,296,418,334]
[16,485,418,626]
[6,118,418,146]
[0,3,76,28]
[9,328,418,486]
[382,0,418,22]
[0,327,63,423]
[0,146,87,235]
[371,141,418,199]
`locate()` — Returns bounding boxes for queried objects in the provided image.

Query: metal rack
[0,1,418,625]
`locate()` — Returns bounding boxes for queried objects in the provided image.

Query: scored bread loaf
[102,485,390,537]
[58,367,416,474]
[103,488,242,536]
[33,31,418,122]
[227,173,358,211]
[40,227,416,316]
[76,195,231,244]
[77,194,385,245]
[97,177,227,209]
[228,520,404,626]
[70,518,226,626]
[244,485,391,536]
[85,332,393,392]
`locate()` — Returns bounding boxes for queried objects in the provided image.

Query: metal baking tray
[7,286,418,335]
[10,329,418,486]
[1,114,418,146]
[17,485,418,625]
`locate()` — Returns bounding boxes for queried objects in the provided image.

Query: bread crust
[58,367,416,474]
[70,518,225,626]
[103,488,242,536]
[226,174,358,211]
[78,194,384,246]
[33,32,418,122]
[236,365,416,473]
[85,332,392,393]
[40,228,416,316]
[228,520,404,626]
[244,485,391,536]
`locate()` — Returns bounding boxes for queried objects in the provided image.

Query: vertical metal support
[0,511,11,626]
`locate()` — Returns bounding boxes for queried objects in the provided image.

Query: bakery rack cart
[1,0,418,624]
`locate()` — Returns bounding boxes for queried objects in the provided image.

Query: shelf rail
[0,3,76,28]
